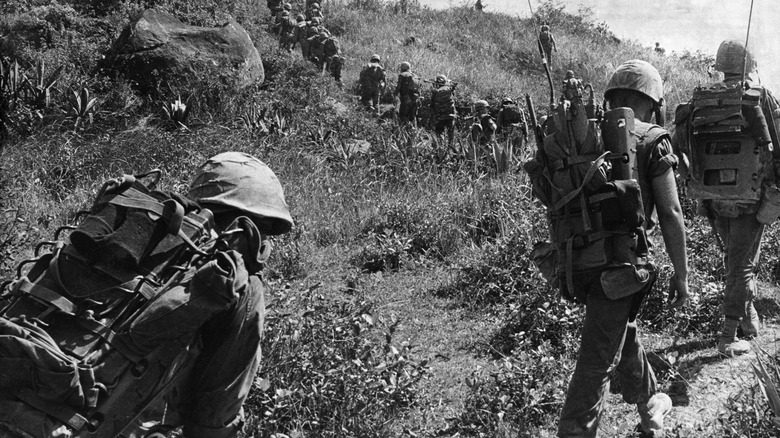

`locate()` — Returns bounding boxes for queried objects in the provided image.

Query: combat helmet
[541,24,550,32]
[296,13,305,21]
[604,59,663,104]
[283,2,292,10]
[188,152,294,235]
[310,2,320,9]
[474,99,489,112]
[399,61,411,72]
[501,97,514,105]
[435,74,447,85]
[370,54,381,63]
[714,39,757,75]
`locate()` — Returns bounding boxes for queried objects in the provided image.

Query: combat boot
[637,392,672,437]
[739,300,760,339]
[718,317,751,356]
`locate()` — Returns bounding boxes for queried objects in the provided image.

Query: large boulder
[104,9,263,92]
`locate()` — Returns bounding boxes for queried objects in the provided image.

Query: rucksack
[397,72,419,97]
[431,85,456,118]
[499,105,524,125]
[675,81,774,201]
[323,37,339,57]
[524,89,650,300]
[0,172,244,437]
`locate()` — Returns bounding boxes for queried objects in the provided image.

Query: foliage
[247,288,427,437]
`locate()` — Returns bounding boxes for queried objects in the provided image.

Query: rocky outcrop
[104,9,263,91]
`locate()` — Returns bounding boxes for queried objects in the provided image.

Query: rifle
[525,93,543,149]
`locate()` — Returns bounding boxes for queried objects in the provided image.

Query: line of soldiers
[270,1,344,86]
[358,58,528,150]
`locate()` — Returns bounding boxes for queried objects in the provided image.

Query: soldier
[395,61,420,126]
[178,152,294,437]
[538,23,557,66]
[303,16,322,60]
[552,60,688,437]
[328,54,344,87]
[323,33,341,71]
[277,10,297,53]
[429,74,458,147]
[474,0,485,11]
[673,40,780,356]
[307,2,323,21]
[470,99,496,146]
[654,42,666,55]
[495,97,527,147]
[267,0,283,18]
[294,14,309,57]
[308,30,329,70]
[359,54,386,114]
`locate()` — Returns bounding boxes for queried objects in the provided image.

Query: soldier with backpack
[470,99,496,146]
[673,40,780,356]
[277,10,297,53]
[524,60,688,438]
[328,54,344,87]
[538,23,557,66]
[359,54,386,114]
[429,74,458,147]
[395,61,420,126]
[496,97,528,148]
[0,152,294,437]
[308,30,330,71]
[323,34,341,74]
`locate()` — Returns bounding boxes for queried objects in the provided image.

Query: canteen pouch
[600,264,654,300]
[757,184,780,224]
[531,241,559,287]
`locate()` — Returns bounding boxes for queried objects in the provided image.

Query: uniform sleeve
[645,137,678,179]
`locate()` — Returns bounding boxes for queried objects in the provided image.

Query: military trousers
[558,270,657,438]
[398,95,418,125]
[713,212,764,321]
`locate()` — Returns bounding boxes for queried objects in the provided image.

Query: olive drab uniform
[303,21,321,60]
[0,152,295,438]
[267,0,283,17]
[295,19,309,58]
[278,14,297,52]
[328,54,344,86]
[496,102,528,147]
[395,70,420,125]
[430,80,457,146]
[308,33,328,69]
[538,25,557,65]
[524,63,677,438]
[673,40,780,356]
[359,61,386,113]
[471,112,497,146]
[323,36,340,70]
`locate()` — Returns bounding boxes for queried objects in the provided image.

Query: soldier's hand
[668,272,688,308]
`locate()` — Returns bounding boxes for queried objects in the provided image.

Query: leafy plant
[491,139,514,174]
[22,59,63,109]
[162,95,191,129]
[69,87,98,129]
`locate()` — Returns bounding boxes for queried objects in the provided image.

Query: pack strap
[550,153,600,171]
[16,388,88,432]
[552,151,610,212]
[14,277,76,316]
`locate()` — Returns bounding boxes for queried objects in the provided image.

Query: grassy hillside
[2,0,780,437]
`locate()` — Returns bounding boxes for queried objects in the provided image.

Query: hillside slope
[2,1,780,437]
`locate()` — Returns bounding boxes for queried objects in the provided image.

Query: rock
[104,9,263,91]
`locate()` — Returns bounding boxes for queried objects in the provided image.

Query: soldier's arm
[651,139,688,308]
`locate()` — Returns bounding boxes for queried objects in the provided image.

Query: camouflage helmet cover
[310,2,320,8]
[310,17,321,24]
[435,74,447,84]
[283,2,292,10]
[399,61,411,72]
[370,53,381,62]
[280,10,290,16]
[296,13,305,21]
[474,99,489,110]
[565,70,575,79]
[541,24,550,31]
[714,39,757,74]
[604,59,663,104]
[188,152,294,235]
[501,97,514,105]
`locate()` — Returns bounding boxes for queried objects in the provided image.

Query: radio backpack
[676,81,774,201]
[0,172,246,437]
[524,80,652,301]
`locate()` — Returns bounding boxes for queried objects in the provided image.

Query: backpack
[431,85,456,118]
[0,172,246,437]
[323,37,340,57]
[676,82,774,201]
[524,92,650,300]
[499,105,524,125]
[397,72,419,97]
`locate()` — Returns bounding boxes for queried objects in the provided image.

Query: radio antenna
[741,0,755,86]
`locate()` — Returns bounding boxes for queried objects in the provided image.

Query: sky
[420,0,780,89]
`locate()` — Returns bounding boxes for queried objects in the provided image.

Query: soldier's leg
[716,213,764,322]
[409,99,418,127]
[558,274,636,438]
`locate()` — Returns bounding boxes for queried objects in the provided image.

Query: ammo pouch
[757,184,780,224]
[600,263,657,321]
